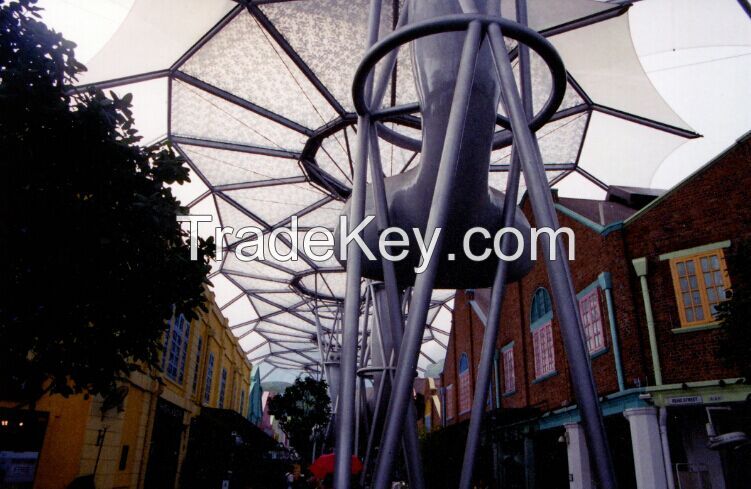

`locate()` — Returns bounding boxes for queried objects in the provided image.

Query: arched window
[531,288,556,380]
[458,353,469,373]
[531,287,553,325]
[458,353,471,414]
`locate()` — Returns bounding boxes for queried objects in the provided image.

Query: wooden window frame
[502,345,515,394]
[669,249,731,328]
[532,321,556,379]
[578,287,607,355]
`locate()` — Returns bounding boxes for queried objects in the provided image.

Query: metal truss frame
[65,8,700,484]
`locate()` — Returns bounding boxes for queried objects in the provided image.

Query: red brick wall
[440,136,751,423]
[498,200,644,412]
[444,208,637,418]
[497,281,529,409]
[442,296,457,422]
[450,294,486,422]
[624,137,751,384]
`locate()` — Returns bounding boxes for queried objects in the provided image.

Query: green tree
[717,241,751,380]
[267,377,332,462]
[0,0,214,403]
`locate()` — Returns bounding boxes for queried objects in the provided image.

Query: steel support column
[371,21,484,489]
[455,0,520,485]
[458,79,524,489]
[335,0,383,485]
[486,3,618,487]
[335,104,372,489]
[368,124,426,489]
[457,184,522,480]
[359,305,390,485]
[354,290,372,452]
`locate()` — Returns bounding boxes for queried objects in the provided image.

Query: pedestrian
[286,463,307,489]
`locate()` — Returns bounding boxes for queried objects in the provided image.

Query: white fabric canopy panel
[551,13,691,131]
[181,11,339,128]
[75,0,698,377]
[576,111,688,188]
[79,0,237,84]
[631,0,751,58]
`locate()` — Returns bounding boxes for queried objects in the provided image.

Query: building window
[191,336,203,395]
[219,368,228,409]
[670,250,730,327]
[502,344,515,394]
[531,287,553,324]
[458,353,471,414]
[446,384,456,420]
[578,288,606,354]
[531,288,555,379]
[165,314,190,383]
[233,377,239,411]
[161,329,169,371]
[177,320,190,384]
[533,323,555,378]
[204,352,215,405]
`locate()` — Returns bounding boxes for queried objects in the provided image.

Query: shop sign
[667,395,703,406]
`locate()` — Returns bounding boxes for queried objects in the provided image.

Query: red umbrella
[309,453,363,480]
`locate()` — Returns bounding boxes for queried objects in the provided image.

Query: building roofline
[624,130,751,227]
[521,190,627,237]
[554,203,625,236]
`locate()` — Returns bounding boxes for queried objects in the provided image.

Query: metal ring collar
[352,13,567,132]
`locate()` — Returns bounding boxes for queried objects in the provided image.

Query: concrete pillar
[624,407,668,489]
[565,423,595,489]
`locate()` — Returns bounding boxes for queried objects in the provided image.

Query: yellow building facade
[0,290,251,489]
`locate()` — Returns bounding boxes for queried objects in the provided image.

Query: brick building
[432,134,751,489]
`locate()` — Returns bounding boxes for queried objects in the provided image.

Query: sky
[33,0,751,383]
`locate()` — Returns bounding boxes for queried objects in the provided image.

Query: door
[144,399,185,489]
